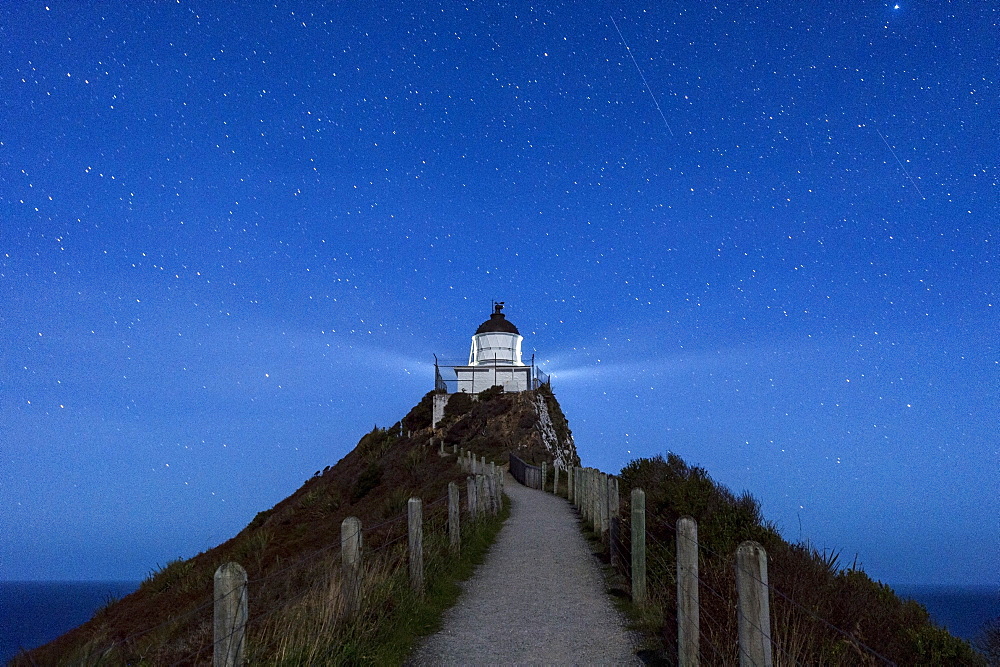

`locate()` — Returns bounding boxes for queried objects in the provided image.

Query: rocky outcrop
[431,385,579,469]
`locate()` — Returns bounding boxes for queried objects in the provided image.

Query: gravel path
[408,473,641,665]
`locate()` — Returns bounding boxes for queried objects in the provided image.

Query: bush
[974,617,1000,666]
[402,391,435,432]
[357,426,396,463]
[476,385,505,402]
[350,462,383,502]
[443,392,473,419]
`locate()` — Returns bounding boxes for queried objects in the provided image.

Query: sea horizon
[0,580,141,664]
[893,583,1000,645]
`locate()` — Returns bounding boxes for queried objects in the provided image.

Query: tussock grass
[248,496,510,665]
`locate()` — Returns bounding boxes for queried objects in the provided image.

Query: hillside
[610,453,984,665]
[16,385,572,665]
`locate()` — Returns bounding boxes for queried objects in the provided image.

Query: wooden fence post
[608,475,621,566]
[676,516,699,667]
[541,461,547,492]
[568,465,575,504]
[498,470,504,507]
[576,468,583,513]
[341,517,362,618]
[554,466,560,496]
[448,482,460,551]
[600,472,611,537]
[467,476,478,520]
[736,541,773,667]
[486,472,497,515]
[213,562,247,667]
[593,470,601,531]
[608,476,620,521]
[595,472,606,536]
[408,498,424,595]
[609,516,621,571]
[486,462,496,513]
[593,471,601,533]
[631,488,646,604]
[476,474,486,515]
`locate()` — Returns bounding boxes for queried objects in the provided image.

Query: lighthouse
[431,302,549,428]
[434,302,542,395]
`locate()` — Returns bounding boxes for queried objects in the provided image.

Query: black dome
[475,303,520,335]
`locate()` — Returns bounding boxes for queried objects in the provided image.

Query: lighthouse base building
[432,303,548,426]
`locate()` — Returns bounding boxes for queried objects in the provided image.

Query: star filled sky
[2,1,997,587]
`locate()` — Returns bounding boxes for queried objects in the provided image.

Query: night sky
[2,2,997,588]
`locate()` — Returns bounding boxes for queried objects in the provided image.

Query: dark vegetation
[975,617,1000,666]
[22,385,974,665]
[599,453,984,665]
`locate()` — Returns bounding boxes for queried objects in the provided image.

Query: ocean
[0,581,140,664]
[0,581,996,662]
[895,585,1000,646]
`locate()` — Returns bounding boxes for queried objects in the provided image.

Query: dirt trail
[408,473,641,665]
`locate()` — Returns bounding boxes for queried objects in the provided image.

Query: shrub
[443,392,473,419]
[401,391,435,432]
[351,462,383,502]
[476,385,505,402]
[974,616,1000,665]
[357,426,396,463]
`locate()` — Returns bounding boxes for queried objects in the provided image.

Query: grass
[363,495,511,664]
[249,495,511,665]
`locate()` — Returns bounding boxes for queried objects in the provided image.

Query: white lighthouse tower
[431,302,548,427]
[454,302,531,393]
[434,302,543,395]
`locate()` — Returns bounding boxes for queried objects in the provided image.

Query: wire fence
[545,465,901,667]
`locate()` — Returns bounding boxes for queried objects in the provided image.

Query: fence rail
[508,453,542,489]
